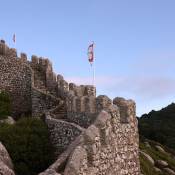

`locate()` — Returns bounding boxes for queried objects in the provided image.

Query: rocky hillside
[139,103,175,174]
[138,103,175,151]
[140,139,175,175]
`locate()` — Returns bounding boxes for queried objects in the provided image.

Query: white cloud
[65,75,122,87]
[65,75,175,99]
[65,75,175,116]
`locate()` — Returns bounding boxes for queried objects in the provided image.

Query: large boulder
[0,161,15,175]
[144,142,151,148]
[154,167,162,173]
[140,151,155,165]
[0,142,13,169]
[0,142,15,175]
[155,145,166,154]
[156,160,168,168]
[0,116,15,125]
[164,168,175,175]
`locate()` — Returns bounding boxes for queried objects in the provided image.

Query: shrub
[0,90,11,119]
[0,118,55,175]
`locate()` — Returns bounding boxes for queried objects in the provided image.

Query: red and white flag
[13,34,16,43]
[88,43,94,65]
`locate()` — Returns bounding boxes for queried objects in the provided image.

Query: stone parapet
[64,107,140,175]
[45,116,84,156]
[0,54,32,118]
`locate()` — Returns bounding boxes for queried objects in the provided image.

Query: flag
[13,34,16,43]
[88,43,94,64]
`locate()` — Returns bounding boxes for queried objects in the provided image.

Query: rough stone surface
[0,162,15,175]
[0,142,13,170]
[154,167,162,173]
[140,151,155,166]
[0,142,15,175]
[156,160,168,168]
[144,142,151,148]
[0,116,15,125]
[155,145,166,154]
[0,41,32,118]
[45,116,84,155]
[39,169,61,175]
[164,168,175,175]
[32,87,60,117]
[64,104,140,175]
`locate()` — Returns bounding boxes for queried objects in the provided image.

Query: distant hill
[138,103,175,151]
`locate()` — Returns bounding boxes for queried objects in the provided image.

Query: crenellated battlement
[0,40,8,55]
[0,40,96,100]
[68,83,96,97]
[0,40,17,58]
[66,93,135,128]
[0,40,140,175]
[63,106,140,175]
[19,53,28,62]
[43,99,140,175]
[0,40,136,126]
[30,55,52,68]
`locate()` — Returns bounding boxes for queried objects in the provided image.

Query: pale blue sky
[1,0,175,116]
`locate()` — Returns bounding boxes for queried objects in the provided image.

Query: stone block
[20,52,27,61]
[113,97,135,123]
[96,95,112,112]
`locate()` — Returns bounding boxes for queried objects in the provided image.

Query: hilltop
[139,103,175,174]
[138,103,175,151]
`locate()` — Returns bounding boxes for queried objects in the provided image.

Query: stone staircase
[33,85,67,120]
[52,102,67,119]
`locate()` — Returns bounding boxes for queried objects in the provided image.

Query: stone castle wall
[45,116,84,156]
[0,39,97,118]
[66,95,97,128]
[0,40,32,118]
[64,98,140,175]
[31,87,60,117]
[0,40,140,175]
[40,97,140,175]
[30,55,57,94]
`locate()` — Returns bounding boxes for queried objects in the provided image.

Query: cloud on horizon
[65,75,175,115]
[65,51,175,115]
[65,75,175,99]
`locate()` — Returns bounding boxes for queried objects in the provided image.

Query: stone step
[55,113,66,116]
[53,114,67,119]
[55,112,66,115]
[56,109,66,112]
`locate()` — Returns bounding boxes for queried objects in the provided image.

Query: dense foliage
[138,103,175,151]
[0,118,55,175]
[0,90,11,119]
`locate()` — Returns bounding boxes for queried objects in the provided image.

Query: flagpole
[92,42,95,87]
[13,33,16,49]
